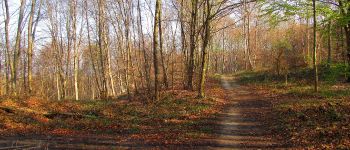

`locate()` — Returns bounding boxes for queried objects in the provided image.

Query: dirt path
[0,76,283,149]
[206,76,281,149]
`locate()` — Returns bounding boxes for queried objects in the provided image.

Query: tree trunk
[70,0,79,100]
[222,26,225,74]
[12,0,26,95]
[187,0,198,90]
[4,0,11,95]
[85,0,101,97]
[312,0,318,92]
[179,0,187,89]
[158,1,168,89]
[137,0,151,93]
[27,0,36,94]
[98,0,108,98]
[327,21,332,66]
[198,0,211,98]
[153,0,161,101]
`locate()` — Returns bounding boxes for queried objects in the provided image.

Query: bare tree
[137,0,151,93]
[158,1,168,89]
[187,0,198,90]
[198,0,211,98]
[98,0,109,98]
[153,0,161,100]
[12,0,26,95]
[312,0,318,92]
[4,0,11,95]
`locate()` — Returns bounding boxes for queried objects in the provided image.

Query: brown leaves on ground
[273,101,350,149]
[243,80,350,149]
[0,78,227,146]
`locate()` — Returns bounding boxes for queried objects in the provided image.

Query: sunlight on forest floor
[0,79,229,148]
[236,64,350,149]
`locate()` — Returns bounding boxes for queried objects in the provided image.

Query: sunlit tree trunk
[12,0,26,95]
[27,0,36,94]
[198,0,211,98]
[312,0,318,92]
[222,26,225,74]
[98,0,109,98]
[70,0,79,100]
[153,0,161,100]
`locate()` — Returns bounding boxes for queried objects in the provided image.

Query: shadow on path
[203,76,282,149]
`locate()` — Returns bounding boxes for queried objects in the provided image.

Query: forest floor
[5,72,346,149]
[0,75,292,149]
[235,64,350,149]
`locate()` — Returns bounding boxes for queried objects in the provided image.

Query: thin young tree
[70,0,79,100]
[4,0,11,95]
[312,0,318,92]
[137,0,151,93]
[327,21,331,66]
[153,0,161,100]
[158,1,169,89]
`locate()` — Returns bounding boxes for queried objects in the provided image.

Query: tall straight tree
[137,0,151,93]
[12,0,26,95]
[69,0,79,100]
[198,0,211,98]
[98,0,109,98]
[153,0,161,101]
[178,0,187,88]
[327,21,331,66]
[338,0,350,82]
[158,1,168,89]
[312,0,318,92]
[187,0,198,90]
[27,0,38,94]
[4,0,11,95]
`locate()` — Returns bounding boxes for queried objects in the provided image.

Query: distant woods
[0,0,349,100]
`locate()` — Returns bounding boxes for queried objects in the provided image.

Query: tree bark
[179,0,187,88]
[158,1,169,89]
[153,0,161,101]
[312,0,319,92]
[137,0,151,93]
[98,0,109,98]
[27,0,36,94]
[198,0,211,98]
[327,21,332,66]
[4,0,11,95]
[12,0,26,95]
[70,0,79,100]
[187,0,198,90]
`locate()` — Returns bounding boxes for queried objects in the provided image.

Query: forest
[0,0,349,149]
